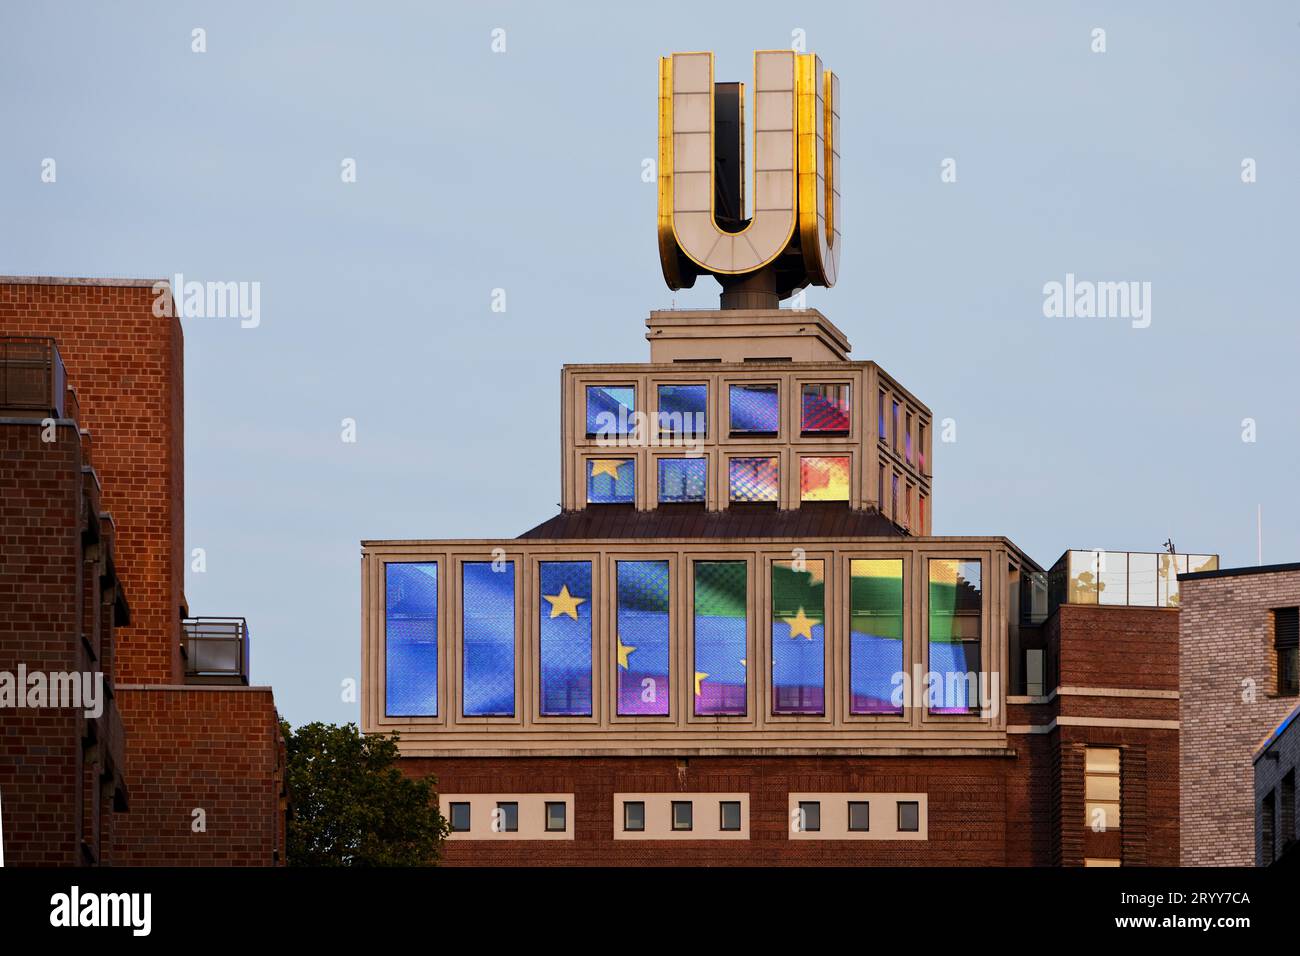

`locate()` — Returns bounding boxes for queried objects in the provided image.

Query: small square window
[800,456,850,502]
[719,801,742,832]
[658,384,707,437]
[729,456,778,503]
[623,801,645,832]
[848,801,870,832]
[801,383,850,434]
[544,801,567,832]
[496,801,519,833]
[449,802,471,833]
[798,801,821,833]
[587,458,634,504]
[658,457,706,503]
[586,385,635,437]
[729,384,779,435]
[672,800,693,831]
[897,801,919,833]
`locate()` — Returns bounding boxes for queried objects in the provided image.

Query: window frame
[623,800,646,832]
[495,800,519,833]
[671,800,694,832]
[544,801,567,833]
[897,800,920,833]
[448,801,471,833]
[798,800,822,833]
[848,800,871,832]
[719,800,742,832]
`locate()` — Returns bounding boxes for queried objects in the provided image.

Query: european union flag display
[616,560,670,716]
[586,385,635,437]
[385,562,438,717]
[694,561,747,716]
[539,561,592,716]
[587,458,634,504]
[729,456,778,502]
[658,457,706,503]
[850,559,904,714]
[801,383,850,433]
[658,384,706,437]
[729,384,779,434]
[771,559,825,714]
[929,559,982,713]
[462,561,515,717]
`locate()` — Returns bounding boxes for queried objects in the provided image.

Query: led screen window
[658,384,707,438]
[693,561,747,716]
[585,385,635,438]
[801,383,850,433]
[539,561,593,716]
[850,559,904,714]
[461,561,516,717]
[587,458,634,504]
[928,559,982,714]
[771,559,825,714]
[385,562,438,717]
[729,457,778,503]
[658,457,706,503]
[800,456,850,502]
[729,384,779,435]
[616,560,670,716]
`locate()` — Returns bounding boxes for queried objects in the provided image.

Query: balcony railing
[1047,549,1219,612]
[182,617,250,685]
[0,336,66,417]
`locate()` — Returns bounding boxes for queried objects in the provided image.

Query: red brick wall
[110,686,285,866]
[0,279,183,684]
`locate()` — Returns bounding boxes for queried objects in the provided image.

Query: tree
[282,721,448,866]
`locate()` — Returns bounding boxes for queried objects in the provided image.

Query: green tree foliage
[282,721,448,866]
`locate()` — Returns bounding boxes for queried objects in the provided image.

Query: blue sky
[2,1,1297,725]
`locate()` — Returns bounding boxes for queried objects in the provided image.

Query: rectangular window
[587,458,634,504]
[586,384,635,437]
[1085,747,1122,832]
[539,561,592,716]
[1276,607,1299,696]
[719,801,742,832]
[890,472,899,520]
[616,560,670,716]
[798,801,821,832]
[771,558,825,714]
[897,801,920,833]
[545,801,567,832]
[624,801,645,832]
[449,802,470,833]
[729,456,778,503]
[672,801,693,831]
[462,562,515,717]
[658,384,707,437]
[919,493,927,533]
[1262,790,1276,864]
[1282,770,1296,849]
[905,410,913,463]
[903,482,914,529]
[928,559,982,713]
[694,561,747,716]
[801,383,850,434]
[850,559,904,715]
[891,400,901,450]
[385,562,438,717]
[496,801,519,833]
[848,801,870,832]
[918,421,927,472]
[799,456,850,502]
[658,457,706,503]
[729,384,779,435]
[878,390,888,442]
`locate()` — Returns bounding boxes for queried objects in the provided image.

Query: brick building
[1179,563,1300,866]
[0,276,285,866]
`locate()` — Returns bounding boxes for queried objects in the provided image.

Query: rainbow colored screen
[616,560,670,715]
[385,562,438,717]
[586,385,635,436]
[801,383,850,433]
[539,561,592,716]
[462,561,515,717]
[587,458,634,504]
[694,561,747,716]
[729,456,778,503]
[729,384,779,434]
[771,559,825,714]
[800,456,850,501]
[850,559,904,714]
[659,457,706,503]
[929,559,982,713]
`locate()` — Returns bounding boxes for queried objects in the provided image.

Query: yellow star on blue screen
[543,584,585,620]
[694,671,710,697]
[616,636,636,670]
[590,459,625,480]
[784,607,816,640]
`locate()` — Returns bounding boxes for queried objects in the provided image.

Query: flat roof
[0,275,163,287]
[1180,561,1300,582]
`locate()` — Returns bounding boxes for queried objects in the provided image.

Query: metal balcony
[182,617,251,685]
[0,336,67,417]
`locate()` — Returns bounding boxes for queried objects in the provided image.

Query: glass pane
[800,456,850,502]
[1086,801,1121,830]
[1086,775,1121,801]
[546,803,566,830]
[1128,552,1157,606]
[539,561,593,716]
[1188,554,1218,574]
[587,458,634,504]
[1098,551,1128,606]
[672,802,693,830]
[799,801,821,832]
[462,562,515,717]
[658,384,707,437]
[1085,747,1121,774]
[1068,550,1100,604]
[772,559,825,714]
[449,803,470,832]
[586,385,635,437]
[385,562,438,717]
[729,384,779,434]
[928,559,982,713]
[693,562,747,716]
[801,383,850,433]
[849,802,870,831]
[729,457,778,502]
[658,457,706,503]
[878,391,888,441]
[1158,553,1188,607]
[850,559,904,715]
[720,801,741,831]
[497,802,518,832]
[624,802,645,831]
[898,801,919,832]
[616,560,670,716]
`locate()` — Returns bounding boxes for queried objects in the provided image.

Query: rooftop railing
[0,336,66,417]
[1047,549,1219,612]
[182,617,250,685]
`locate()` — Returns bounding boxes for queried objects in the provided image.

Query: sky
[2,1,1297,726]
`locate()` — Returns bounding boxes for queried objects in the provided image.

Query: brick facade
[1254,704,1300,865]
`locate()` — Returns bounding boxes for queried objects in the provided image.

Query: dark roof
[1180,561,1300,582]
[518,504,906,540]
